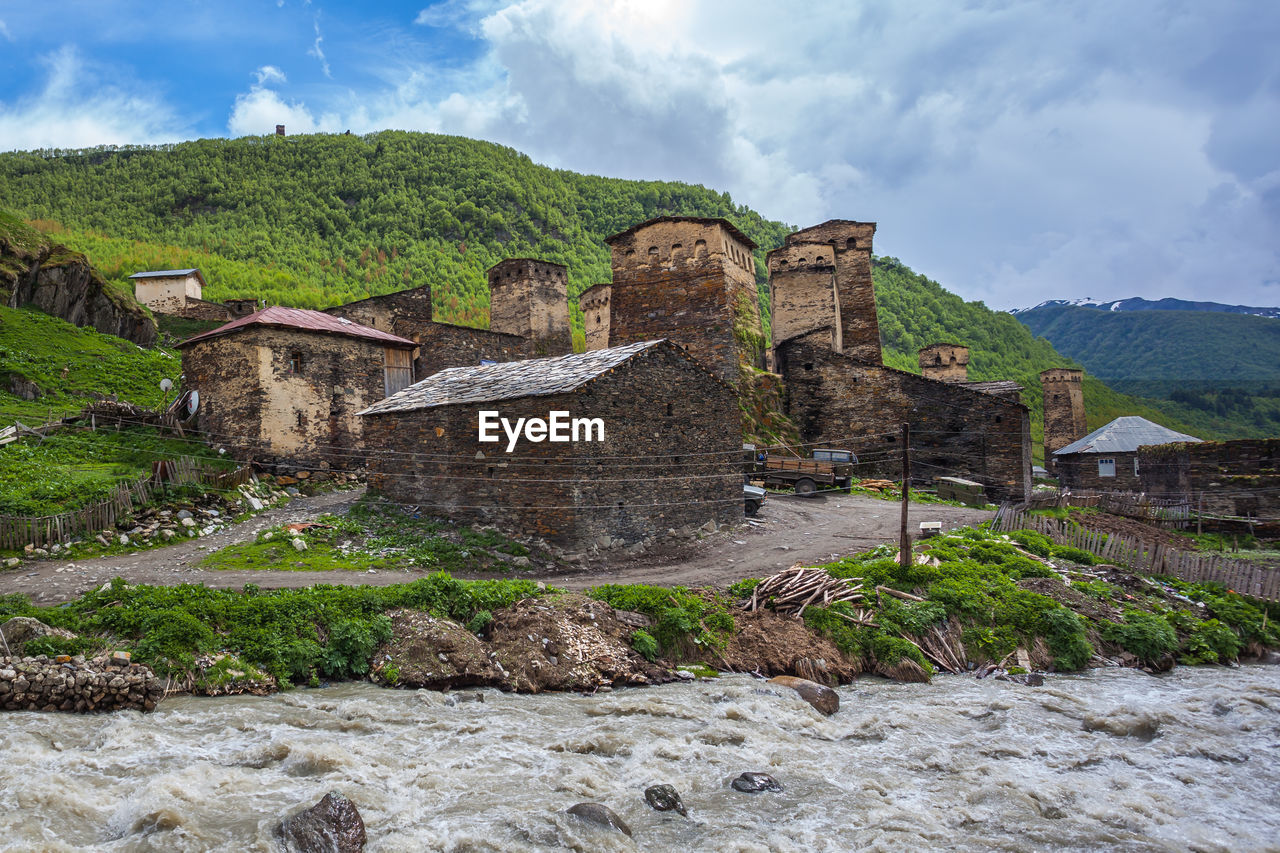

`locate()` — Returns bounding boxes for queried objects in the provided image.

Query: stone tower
[487,258,572,356]
[778,220,880,364]
[604,216,763,384]
[919,343,970,383]
[578,283,611,351]
[767,242,842,351]
[1040,368,1087,470]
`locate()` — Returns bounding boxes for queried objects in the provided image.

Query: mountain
[1014,296,1280,320]
[0,131,1231,450]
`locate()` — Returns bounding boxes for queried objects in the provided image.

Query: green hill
[0,132,1230,450]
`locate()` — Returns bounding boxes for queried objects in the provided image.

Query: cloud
[254,65,287,86]
[0,45,184,151]
[0,19,11,41]
[308,15,331,78]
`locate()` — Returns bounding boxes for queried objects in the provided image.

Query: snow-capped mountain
[1010,297,1280,319]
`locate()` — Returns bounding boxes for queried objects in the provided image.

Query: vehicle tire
[745,499,761,517]
[795,478,817,497]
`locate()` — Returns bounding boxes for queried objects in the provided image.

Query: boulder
[644,784,687,817]
[731,772,783,793]
[767,675,839,715]
[0,617,75,655]
[566,803,631,837]
[277,791,366,853]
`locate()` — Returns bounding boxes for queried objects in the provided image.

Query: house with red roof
[178,306,417,469]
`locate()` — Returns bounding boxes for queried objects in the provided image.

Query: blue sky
[1,0,1278,311]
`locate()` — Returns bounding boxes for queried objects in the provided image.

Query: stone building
[775,329,1031,501]
[602,217,765,383]
[179,306,416,468]
[322,284,434,341]
[918,344,970,383]
[579,283,611,351]
[1054,416,1200,492]
[1040,368,1087,471]
[487,258,573,356]
[129,268,258,322]
[360,340,740,549]
[1139,438,1279,535]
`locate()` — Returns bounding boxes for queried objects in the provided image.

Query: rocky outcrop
[767,675,840,715]
[0,652,165,713]
[566,803,632,836]
[0,616,76,655]
[0,213,156,346]
[277,792,366,853]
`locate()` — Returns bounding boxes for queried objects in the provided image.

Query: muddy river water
[1,666,1278,852]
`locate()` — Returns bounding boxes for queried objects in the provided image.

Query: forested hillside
[0,131,1234,446]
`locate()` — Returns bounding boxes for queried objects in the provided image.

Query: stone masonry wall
[1040,368,1087,468]
[776,331,1031,502]
[579,284,611,351]
[606,219,763,384]
[487,259,572,355]
[783,221,880,364]
[182,327,406,469]
[363,344,740,549]
[323,285,434,342]
[413,322,541,377]
[0,654,164,713]
[1140,439,1280,523]
[1056,451,1141,492]
[918,344,970,383]
[181,297,234,322]
[767,244,842,351]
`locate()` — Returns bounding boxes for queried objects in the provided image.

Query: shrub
[630,629,659,662]
[1039,607,1093,671]
[1101,610,1178,664]
[466,609,494,636]
[1051,545,1097,565]
[1182,619,1241,664]
[1008,530,1054,558]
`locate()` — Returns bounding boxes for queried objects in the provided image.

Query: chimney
[275,125,286,136]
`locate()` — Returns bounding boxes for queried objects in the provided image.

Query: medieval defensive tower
[487,258,572,356]
[578,283,611,351]
[919,343,970,383]
[776,220,880,363]
[767,242,842,351]
[604,216,764,384]
[1040,368,1087,470]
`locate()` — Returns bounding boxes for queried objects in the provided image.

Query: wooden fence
[992,504,1280,602]
[0,457,254,551]
[1023,489,1192,528]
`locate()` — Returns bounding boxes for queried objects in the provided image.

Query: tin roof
[128,269,201,279]
[1054,416,1201,456]
[361,340,676,415]
[604,216,757,250]
[178,305,417,349]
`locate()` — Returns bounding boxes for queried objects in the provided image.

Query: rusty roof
[178,305,417,348]
[604,216,757,250]
[361,340,700,415]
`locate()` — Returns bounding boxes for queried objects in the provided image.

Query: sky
[1,0,1277,311]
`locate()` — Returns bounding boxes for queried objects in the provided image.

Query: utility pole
[900,422,911,570]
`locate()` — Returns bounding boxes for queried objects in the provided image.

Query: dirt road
[0,491,992,604]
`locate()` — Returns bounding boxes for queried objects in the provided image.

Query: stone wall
[782,221,879,364]
[775,331,1031,502]
[487,259,572,355]
[133,274,203,315]
[1040,368,1086,468]
[918,344,970,383]
[413,322,542,377]
[181,297,234,322]
[1056,451,1141,492]
[0,654,164,713]
[181,327,408,469]
[324,285,434,342]
[767,244,842,351]
[579,284,611,351]
[363,343,740,549]
[606,218,764,384]
[1140,439,1280,523]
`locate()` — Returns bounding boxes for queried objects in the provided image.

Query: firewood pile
[856,479,897,492]
[745,565,867,619]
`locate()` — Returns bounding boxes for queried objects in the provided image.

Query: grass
[848,479,993,509]
[199,494,542,574]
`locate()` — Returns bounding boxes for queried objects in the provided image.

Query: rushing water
[1,666,1278,852]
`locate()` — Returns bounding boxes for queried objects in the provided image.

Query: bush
[1051,545,1097,565]
[630,629,659,662]
[1039,607,1093,671]
[1182,619,1241,664]
[466,609,493,636]
[1101,610,1178,664]
[1008,530,1054,558]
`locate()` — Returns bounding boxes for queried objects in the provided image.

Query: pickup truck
[755,448,857,496]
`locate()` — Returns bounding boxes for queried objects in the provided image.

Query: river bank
[2,667,1278,851]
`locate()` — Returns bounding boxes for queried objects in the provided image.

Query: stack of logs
[746,565,871,622]
[856,479,897,492]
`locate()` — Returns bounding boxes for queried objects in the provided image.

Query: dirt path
[0,491,992,604]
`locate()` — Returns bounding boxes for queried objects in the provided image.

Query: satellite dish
[186,390,199,417]
[159,378,173,392]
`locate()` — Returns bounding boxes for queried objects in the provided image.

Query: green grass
[0,305,179,426]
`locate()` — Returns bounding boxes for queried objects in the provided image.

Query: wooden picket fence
[992,504,1280,602]
[0,457,254,550]
[1022,490,1192,528]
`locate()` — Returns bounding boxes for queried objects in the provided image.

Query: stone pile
[0,652,165,713]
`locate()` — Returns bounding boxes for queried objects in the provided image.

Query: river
[1,665,1278,852]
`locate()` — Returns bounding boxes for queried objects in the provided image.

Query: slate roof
[605,216,756,250]
[178,305,417,349]
[360,340,671,415]
[128,269,201,279]
[1054,416,1201,456]
[963,380,1024,396]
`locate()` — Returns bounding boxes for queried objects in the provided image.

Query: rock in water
[277,791,366,853]
[566,803,632,836]
[644,784,687,817]
[732,772,783,793]
[767,675,839,715]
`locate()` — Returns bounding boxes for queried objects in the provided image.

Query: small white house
[129,269,208,314]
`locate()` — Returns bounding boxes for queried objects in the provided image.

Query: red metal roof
[178,305,417,348]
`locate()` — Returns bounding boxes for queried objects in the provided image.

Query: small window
[288,351,303,374]
[666,402,673,416]
[1134,457,1140,477]
[1097,458,1116,478]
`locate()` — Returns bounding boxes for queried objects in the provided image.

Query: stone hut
[918,344,970,383]
[129,268,235,321]
[1040,368,1087,471]
[579,283,611,351]
[603,217,764,384]
[1139,438,1280,535]
[1054,416,1200,492]
[487,258,573,356]
[179,306,417,469]
[360,340,740,549]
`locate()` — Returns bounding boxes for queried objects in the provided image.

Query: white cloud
[308,16,331,78]
[0,19,12,41]
[0,46,184,151]
[254,65,287,86]
[228,83,342,137]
